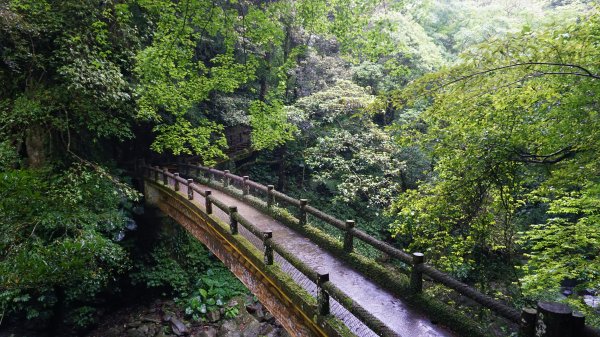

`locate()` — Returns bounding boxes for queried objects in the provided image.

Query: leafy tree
[0,1,141,328]
[0,0,140,166]
[0,164,137,327]
[391,7,600,314]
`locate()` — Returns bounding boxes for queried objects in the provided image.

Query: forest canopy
[1,0,599,333]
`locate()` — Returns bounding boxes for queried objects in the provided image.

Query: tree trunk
[25,124,49,168]
[48,286,65,336]
[275,145,287,191]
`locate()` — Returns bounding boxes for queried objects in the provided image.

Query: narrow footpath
[172,181,454,337]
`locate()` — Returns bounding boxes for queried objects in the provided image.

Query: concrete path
[174,181,454,337]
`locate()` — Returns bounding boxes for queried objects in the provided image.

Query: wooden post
[316,273,330,316]
[224,170,230,187]
[174,173,180,191]
[343,220,355,253]
[229,206,238,235]
[243,176,249,196]
[535,301,574,337]
[267,185,274,207]
[187,179,194,200]
[299,199,308,226]
[154,166,159,182]
[207,168,212,182]
[519,307,537,337]
[263,231,273,265]
[162,168,168,185]
[410,252,425,293]
[205,190,213,214]
[571,311,584,337]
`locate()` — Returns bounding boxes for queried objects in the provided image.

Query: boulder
[194,326,217,337]
[206,310,221,323]
[218,320,241,337]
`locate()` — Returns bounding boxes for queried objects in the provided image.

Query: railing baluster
[224,170,230,187]
[154,166,159,182]
[267,185,274,207]
[243,176,249,196]
[411,252,425,293]
[229,206,238,235]
[263,231,273,265]
[187,179,194,200]
[519,307,537,337]
[299,199,308,226]
[162,168,168,185]
[174,173,180,191]
[205,190,212,214]
[344,220,355,253]
[317,273,330,316]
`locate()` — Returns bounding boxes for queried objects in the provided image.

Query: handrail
[171,163,519,323]
[147,163,600,337]
[419,264,520,322]
[304,205,347,231]
[144,165,398,336]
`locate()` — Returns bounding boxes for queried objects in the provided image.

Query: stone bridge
[141,163,600,337]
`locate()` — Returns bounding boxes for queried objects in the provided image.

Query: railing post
[299,199,308,226]
[343,220,355,253]
[224,170,230,187]
[572,312,585,337]
[196,164,200,177]
[174,173,180,191]
[410,252,425,293]
[162,168,168,185]
[242,176,249,196]
[263,231,273,265]
[316,273,330,316]
[205,190,213,214]
[187,179,194,200]
[154,166,159,182]
[535,301,578,337]
[519,307,537,337]
[267,185,274,207]
[229,206,238,235]
[207,168,212,182]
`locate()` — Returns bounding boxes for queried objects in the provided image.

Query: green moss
[184,176,487,336]
[320,315,355,337]
[150,180,353,337]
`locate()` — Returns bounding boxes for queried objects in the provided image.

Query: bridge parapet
[144,165,402,337]
[143,163,600,337]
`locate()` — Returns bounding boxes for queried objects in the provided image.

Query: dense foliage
[391,3,600,325]
[2,0,599,333]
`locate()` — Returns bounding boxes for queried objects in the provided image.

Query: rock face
[85,296,290,337]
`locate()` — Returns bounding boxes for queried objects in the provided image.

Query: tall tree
[391,7,600,319]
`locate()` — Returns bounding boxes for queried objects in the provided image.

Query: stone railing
[144,162,600,337]
[145,165,399,337]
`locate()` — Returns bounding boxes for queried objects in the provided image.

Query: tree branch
[440,62,600,89]
[511,146,577,164]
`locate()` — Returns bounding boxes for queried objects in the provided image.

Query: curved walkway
[169,179,453,337]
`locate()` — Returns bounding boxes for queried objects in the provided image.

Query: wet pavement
[170,180,455,337]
